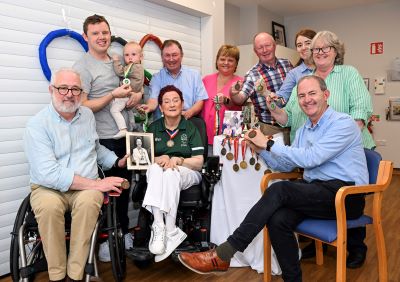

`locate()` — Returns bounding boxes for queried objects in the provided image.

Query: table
[210,134,283,275]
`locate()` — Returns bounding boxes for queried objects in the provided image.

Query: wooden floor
[2,173,399,282]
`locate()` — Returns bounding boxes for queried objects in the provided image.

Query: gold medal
[166,140,174,147]
[122,78,130,85]
[240,160,247,169]
[255,162,261,171]
[221,147,227,155]
[226,152,234,161]
[120,179,130,189]
[249,157,256,165]
[248,130,257,138]
[233,163,239,172]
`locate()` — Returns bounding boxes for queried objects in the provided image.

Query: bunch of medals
[220,136,262,172]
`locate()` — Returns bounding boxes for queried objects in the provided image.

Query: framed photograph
[272,21,287,47]
[222,110,243,137]
[363,78,369,90]
[126,132,154,170]
[389,97,400,121]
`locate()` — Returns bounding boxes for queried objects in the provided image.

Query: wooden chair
[260,149,393,282]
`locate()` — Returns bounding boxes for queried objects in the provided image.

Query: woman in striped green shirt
[269,30,375,149]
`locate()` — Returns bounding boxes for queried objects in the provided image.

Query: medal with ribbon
[220,136,228,156]
[249,147,256,165]
[122,63,134,85]
[166,128,179,147]
[226,137,234,160]
[214,94,222,136]
[239,139,247,169]
[233,137,240,172]
[254,153,261,171]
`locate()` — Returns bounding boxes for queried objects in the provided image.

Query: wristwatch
[266,139,274,152]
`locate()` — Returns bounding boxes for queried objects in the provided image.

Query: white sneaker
[98,241,111,262]
[112,130,127,139]
[155,227,187,262]
[125,232,134,250]
[149,222,166,255]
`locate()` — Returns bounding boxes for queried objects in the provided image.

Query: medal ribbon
[227,137,232,152]
[221,136,228,147]
[166,128,179,142]
[234,137,239,164]
[250,147,255,159]
[214,95,221,136]
[143,112,149,132]
[124,63,134,79]
[241,139,247,162]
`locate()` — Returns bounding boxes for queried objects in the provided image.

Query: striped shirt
[283,65,375,149]
[242,58,293,124]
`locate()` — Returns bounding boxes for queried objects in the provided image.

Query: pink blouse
[202,73,242,145]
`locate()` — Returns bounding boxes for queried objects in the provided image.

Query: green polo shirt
[148,116,204,158]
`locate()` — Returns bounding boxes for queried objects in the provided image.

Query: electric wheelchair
[127,117,222,266]
[9,168,126,282]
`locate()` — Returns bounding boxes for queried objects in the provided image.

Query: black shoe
[301,242,328,259]
[346,251,366,269]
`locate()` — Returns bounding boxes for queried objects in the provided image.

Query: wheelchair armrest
[260,171,303,193]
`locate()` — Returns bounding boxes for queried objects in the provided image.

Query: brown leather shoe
[178,249,229,274]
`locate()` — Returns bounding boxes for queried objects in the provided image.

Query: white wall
[225,3,240,45]
[0,0,218,275]
[284,0,400,167]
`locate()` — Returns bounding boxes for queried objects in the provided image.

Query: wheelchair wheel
[10,195,47,282]
[107,197,126,282]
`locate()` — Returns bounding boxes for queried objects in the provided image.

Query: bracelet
[179,157,185,165]
[110,91,115,99]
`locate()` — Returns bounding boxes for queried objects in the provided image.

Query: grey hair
[50,68,82,85]
[297,75,328,92]
[310,31,345,65]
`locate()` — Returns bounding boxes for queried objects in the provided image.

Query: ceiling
[225,0,387,17]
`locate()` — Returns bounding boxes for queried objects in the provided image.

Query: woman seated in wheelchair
[142,84,204,262]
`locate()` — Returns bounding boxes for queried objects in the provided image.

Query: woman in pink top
[202,45,242,149]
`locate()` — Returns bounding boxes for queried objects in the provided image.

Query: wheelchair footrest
[20,257,47,278]
[126,247,154,262]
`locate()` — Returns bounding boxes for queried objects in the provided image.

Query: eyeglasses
[311,46,333,54]
[52,85,83,96]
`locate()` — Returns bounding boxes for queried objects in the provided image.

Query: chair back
[364,148,382,184]
[188,117,208,158]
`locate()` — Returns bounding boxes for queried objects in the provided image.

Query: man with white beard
[24,68,129,282]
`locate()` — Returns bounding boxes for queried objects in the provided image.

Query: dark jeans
[227,179,365,282]
[100,138,132,234]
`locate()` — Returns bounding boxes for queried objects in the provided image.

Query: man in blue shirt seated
[178,75,368,282]
[24,68,129,282]
[137,39,208,120]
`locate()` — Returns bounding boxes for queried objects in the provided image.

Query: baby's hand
[111,54,120,61]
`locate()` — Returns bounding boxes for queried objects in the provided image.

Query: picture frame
[389,97,400,121]
[272,21,287,47]
[126,132,154,170]
[222,110,243,137]
[363,78,370,90]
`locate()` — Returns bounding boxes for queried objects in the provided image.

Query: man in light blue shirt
[24,68,128,281]
[178,75,368,282]
[139,39,208,120]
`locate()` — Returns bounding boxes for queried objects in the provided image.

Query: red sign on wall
[370,42,384,55]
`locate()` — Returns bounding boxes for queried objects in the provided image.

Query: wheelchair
[127,117,222,266]
[9,168,126,282]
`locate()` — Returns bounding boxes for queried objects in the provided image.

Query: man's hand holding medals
[244,128,273,154]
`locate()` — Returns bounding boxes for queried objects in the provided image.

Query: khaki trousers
[259,123,291,146]
[30,185,103,281]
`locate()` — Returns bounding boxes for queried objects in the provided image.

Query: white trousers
[110,97,135,130]
[142,163,201,218]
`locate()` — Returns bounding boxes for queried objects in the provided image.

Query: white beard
[52,95,81,113]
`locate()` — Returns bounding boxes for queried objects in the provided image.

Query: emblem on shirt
[181,134,188,147]
[155,137,162,142]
